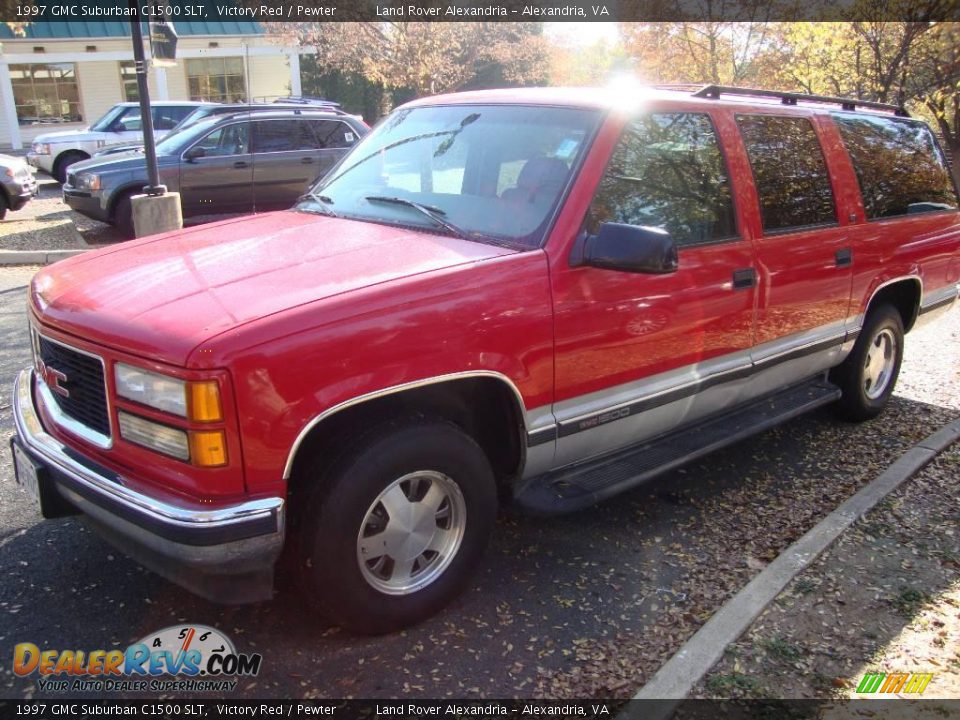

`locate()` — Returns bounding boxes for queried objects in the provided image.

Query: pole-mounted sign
[149,20,178,68]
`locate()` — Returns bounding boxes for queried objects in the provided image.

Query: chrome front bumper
[12,368,285,603]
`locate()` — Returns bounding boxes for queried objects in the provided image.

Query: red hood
[31,211,514,366]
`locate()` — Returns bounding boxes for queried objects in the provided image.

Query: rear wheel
[831,303,904,421]
[0,193,7,220]
[297,418,497,634]
[53,151,87,184]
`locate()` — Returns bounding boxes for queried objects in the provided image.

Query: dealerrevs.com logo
[13,625,262,693]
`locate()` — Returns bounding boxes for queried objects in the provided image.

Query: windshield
[90,105,128,132]
[305,104,600,248]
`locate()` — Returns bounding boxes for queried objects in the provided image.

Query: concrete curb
[629,417,960,713]
[0,249,89,266]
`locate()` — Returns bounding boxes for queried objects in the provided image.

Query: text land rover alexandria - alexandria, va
[11,86,960,634]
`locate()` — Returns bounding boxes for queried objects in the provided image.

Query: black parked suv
[64,108,369,236]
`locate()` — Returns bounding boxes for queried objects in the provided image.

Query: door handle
[233,161,249,169]
[835,248,853,267]
[732,268,756,290]
[301,157,315,164]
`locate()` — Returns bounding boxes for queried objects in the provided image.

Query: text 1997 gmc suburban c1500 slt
[11,85,960,634]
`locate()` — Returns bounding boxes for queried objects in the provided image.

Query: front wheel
[297,419,497,634]
[831,303,904,421]
[113,194,135,239]
[53,151,86,184]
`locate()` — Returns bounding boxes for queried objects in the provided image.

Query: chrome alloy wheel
[356,471,466,595]
[863,327,898,400]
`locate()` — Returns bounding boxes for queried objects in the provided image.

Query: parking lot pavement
[0,261,957,700]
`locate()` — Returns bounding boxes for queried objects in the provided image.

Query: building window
[186,57,246,103]
[10,63,82,126]
[120,61,139,102]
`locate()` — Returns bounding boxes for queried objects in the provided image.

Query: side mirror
[583,223,679,274]
[183,146,206,162]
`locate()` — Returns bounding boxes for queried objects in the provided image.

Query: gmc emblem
[37,358,70,398]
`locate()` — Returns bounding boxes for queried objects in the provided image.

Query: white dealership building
[0,20,309,150]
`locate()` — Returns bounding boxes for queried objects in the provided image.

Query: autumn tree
[271,22,548,99]
[774,19,960,184]
[620,22,782,86]
[905,23,960,185]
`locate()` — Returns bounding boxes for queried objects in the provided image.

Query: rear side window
[252,119,317,153]
[587,112,737,246]
[310,120,357,149]
[833,115,958,219]
[736,115,836,232]
[153,107,184,131]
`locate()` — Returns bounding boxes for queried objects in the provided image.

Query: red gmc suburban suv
[11,86,960,634]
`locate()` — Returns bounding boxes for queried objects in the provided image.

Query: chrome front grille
[36,334,111,439]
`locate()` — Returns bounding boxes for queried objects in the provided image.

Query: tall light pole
[128,0,165,196]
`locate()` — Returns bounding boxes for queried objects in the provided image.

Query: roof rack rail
[693,85,910,117]
[651,83,707,92]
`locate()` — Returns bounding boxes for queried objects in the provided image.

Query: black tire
[297,417,497,634]
[113,194,135,239]
[53,151,87,185]
[0,193,7,220]
[831,303,904,421]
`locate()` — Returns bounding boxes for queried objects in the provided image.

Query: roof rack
[693,85,910,117]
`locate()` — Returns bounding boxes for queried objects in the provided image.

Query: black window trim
[583,109,743,250]
[735,112,840,237]
[831,112,960,223]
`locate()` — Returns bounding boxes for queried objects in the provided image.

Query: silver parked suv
[0,154,38,219]
[27,101,210,183]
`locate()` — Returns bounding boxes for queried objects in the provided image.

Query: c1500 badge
[13,624,262,693]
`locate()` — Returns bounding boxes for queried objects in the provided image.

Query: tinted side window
[833,115,958,219]
[587,113,736,246]
[253,120,317,153]
[152,107,184,131]
[736,115,836,232]
[310,120,357,149]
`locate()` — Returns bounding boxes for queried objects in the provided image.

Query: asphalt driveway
[0,263,957,700]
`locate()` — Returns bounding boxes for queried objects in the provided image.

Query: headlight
[2,167,12,179]
[115,363,187,416]
[31,142,51,155]
[114,363,223,422]
[75,173,101,191]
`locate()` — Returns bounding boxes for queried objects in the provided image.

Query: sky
[544,22,620,47]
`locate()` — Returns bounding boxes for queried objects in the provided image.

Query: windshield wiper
[364,195,472,242]
[298,193,338,218]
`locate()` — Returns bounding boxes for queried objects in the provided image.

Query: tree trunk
[947,137,960,192]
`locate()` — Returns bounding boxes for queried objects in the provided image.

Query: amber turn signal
[188,380,223,422]
[189,430,228,467]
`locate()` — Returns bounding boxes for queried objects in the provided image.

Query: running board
[515,379,841,516]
